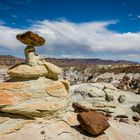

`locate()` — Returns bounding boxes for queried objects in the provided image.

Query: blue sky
[0,0,140,62]
[1,0,140,32]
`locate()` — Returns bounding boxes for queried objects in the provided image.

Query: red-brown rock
[16,31,45,46]
[77,111,110,135]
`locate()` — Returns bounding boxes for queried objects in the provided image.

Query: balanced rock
[77,111,110,135]
[16,31,45,46]
[8,31,62,80]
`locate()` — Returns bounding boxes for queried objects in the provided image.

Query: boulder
[8,62,62,80]
[77,111,110,135]
[7,64,48,79]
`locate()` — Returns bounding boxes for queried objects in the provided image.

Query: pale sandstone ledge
[0,77,69,118]
[0,114,139,140]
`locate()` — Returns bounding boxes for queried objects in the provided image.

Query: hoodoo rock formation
[0,31,69,118]
[8,31,62,80]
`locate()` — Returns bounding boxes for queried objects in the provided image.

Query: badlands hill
[61,64,140,91]
[46,58,139,66]
[0,55,138,66]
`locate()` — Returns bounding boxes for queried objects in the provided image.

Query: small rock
[77,111,110,135]
[132,115,140,122]
[131,104,140,114]
[118,95,126,103]
[119,118,129,124]
[41,130,45,135]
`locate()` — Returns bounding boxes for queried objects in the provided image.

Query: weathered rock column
[24,45,36,65]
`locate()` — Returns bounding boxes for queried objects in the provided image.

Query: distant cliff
[0,55,24,66]
[45,58,139,67]
[0,55,138,66]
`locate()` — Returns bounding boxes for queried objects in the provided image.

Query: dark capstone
[17,31,45,46]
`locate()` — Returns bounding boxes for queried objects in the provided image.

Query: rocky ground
[0,31,139,140]
[61,64,140,94]
[0,81,139,140]
[0,64,140,140]
[0,66,9,83]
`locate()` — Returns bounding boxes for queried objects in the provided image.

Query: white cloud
[0,19,140,61]
[31,20,140,53]
[0,25,25,50]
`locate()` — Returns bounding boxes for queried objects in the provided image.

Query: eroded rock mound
[70,83,140,117]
